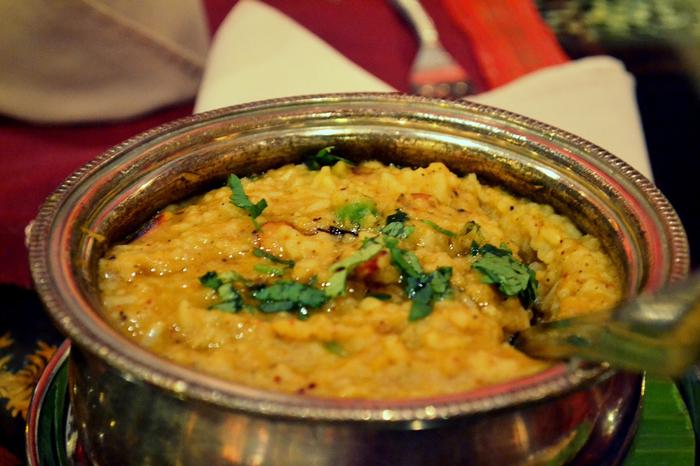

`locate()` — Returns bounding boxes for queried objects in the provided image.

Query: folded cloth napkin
[195,0,652,180]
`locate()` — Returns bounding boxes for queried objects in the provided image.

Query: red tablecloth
[2,0,575,287]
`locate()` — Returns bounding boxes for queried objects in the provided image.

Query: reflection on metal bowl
[29,93,688,465]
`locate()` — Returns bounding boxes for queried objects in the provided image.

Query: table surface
[1,1,698,464]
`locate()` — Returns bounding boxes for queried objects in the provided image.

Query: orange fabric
[442,0,568,89]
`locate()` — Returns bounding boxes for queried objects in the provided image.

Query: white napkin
[195,0,652,179]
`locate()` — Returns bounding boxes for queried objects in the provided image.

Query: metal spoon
[514,272,700,377]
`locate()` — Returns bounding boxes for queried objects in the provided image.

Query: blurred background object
[0,0,209,123]
[538,0,700,273]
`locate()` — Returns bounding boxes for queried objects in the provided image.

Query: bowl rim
[29,92,689,422]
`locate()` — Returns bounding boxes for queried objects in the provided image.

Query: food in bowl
[98,148,622,399]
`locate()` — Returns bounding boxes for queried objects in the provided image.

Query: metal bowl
[29,93,688,465]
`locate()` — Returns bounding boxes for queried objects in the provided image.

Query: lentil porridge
[98,150,621,399]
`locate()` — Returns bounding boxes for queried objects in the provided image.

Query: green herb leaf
[420,219,457,237]
[384,237,452,320]
[386,209,409,224]
[326,242,383,297]
[303,146,354,170]
[469,240,480,256]
[228,174,268,230]
[254,264,284,276]
[200,270,249,288]
[382,222,414,239]
[212,300,243,313]
[200,271,246,312]
[381,209,414,239]
[253,248,295,267]
[211,283,244,313]
[337,201,377,228]
[477,243,512,257]
[384,237,423,278]
[322,341,347,356]
[252,280,328,318]
[199,271,222,290]
[405,267,453,321]
[368,293,392,301]
[472,244,538,307]
[219,270,249,285]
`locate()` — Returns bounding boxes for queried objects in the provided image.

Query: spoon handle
[514,272,700,377]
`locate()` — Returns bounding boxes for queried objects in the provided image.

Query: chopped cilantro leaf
[386,209,409,224]
[383,237,452,320]
[212,283,244,313]
[218,270,249,285]
[322,341,347,356]
[252,281,328,318]
[477,243,512,257]
[405,267,453,321]
[420,219,456,237]
[368,293,392,301]
[469,240,480,256]
[253,248,295,267]
[384,237,422,278]
[303,146,354,170]
[199,271,247,313]
[381,209,413,239]
[199,271,222,290]
[337,201,377,229]
[325,241,383,297]
[228,174,268,230]
[254,264,284,276]
[408,288,433,321]
[211,299,243,313]
[472,243,538,307]
[381,221,414,239]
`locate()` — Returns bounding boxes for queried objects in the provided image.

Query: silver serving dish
[29,93,688,465]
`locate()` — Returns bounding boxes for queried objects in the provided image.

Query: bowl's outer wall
[30,94,688,466]
[70,347,642,466]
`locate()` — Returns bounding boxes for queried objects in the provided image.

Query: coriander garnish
[254,264,284,277]
[383,237,452,320]
[336,201,377,229]
[252,281,328,319]
[199,271,245,313]
[472,243,538,307]
[303,146,354,170]
[381,209,414,239]
[253,248,295,267]
[420,219,457,237]
[228,174,267,230]
[325,241,384,297]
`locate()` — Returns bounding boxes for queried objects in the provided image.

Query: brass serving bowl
[29,93,688,465]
